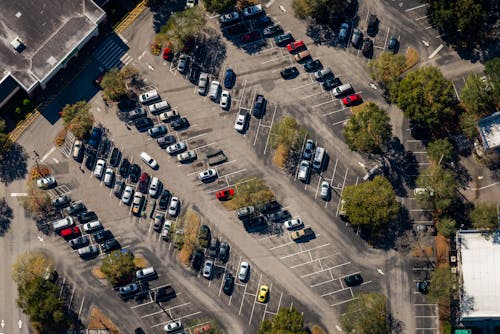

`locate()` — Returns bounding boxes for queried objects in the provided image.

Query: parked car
[177,150,197,163]
[113,176,125,197]
[240,31,260,43]
[88,127,102,149]
[166,141,187,155]
[362,38,373,57]
[68,235,89,249]
[93,159,106,178]
[192,249,204,270]
[344,273,363,286]
[223,273,235,295]
[52,195,71,209]
[338,23,349,41]
[152,213,164,231]
[129,164,141,182]
[268,210,290,223]
[188,64,200,84]
[298,160,311,182]
[243,4,263,17]
[286,40,305,53]
[147,125,167,138]
[208,237,220,258]
[82,221,102,233]
[157,135,177,148]
[164,321,182,333]
[253,95,266,118]
[122,186,134,205]
[60,226,80,239]
[67,202,86,216]
[342,93,362,106]
[219,12,240,25]
[263,24,283,37]
[103,168,114,187]
[136,267,157,280]
[134,117,154,132]
[303,59,322,72]
[351,28,362,48]
[320,181,330,200]
[280,67,299,79]
[132,192,145,215]
[159,110,178,122]
[77,211,97,224]
[36,176,56,189]
[148,177,162,198]
[367,14,379,36]
[119,159,130,178]
[140,151,158,170]
[137,173,150,193]
[177,54,188,74]
[158,190,171,210]
[168,197,180,217]
[274,33,293,46]
[119,283,139,297]
[238,261,250,282]
[237,206,255,220]
[257,285,269,303]
[219,242,230,262]
[234,113,248,132]
[388,36,399,53]
[302,139,315,160]
[259,201,280,214]
[198,169,217,182]
[203,260,214,279]
[171,117,189,130]
[314,68,333,81]
[163,47,173,61]
[224,68,236,88]
[109,147,121,167]
[199,224,211,244]
[78,245,99,258]
[220,90,230,110]
[284,218,303,230]
[322,77,342,90]
[198,73,209,95]
[294,50,310,62]
[127,107,146,120]
[93,229,113,243]
[72,140,84,161]
[101,239,120,253]
[216,188,234,200]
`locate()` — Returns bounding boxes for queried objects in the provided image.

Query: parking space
[412,266,438,333]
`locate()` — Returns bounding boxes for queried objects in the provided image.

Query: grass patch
[405,47,419,71]
[350,102,365,115]
[134,257,148,269]
[311,325,327,334]
[221,178,275,211]
[178,209,201,266]
[273,144,288,168]
[435,234,450,266]
[88,307,121,333]
[91,267,107,280]
[54,127,67,147]
[269,116,308,169]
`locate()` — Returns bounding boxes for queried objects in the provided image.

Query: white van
[209,81,221,101]
[140,152,158,170]
[82,220,102,233]
[312,147,325,171]
[136,266,156,280]
[139,89,159,104]
[72,140,83,161]
[52,217,74,231]
[147,100,170,115]
[333,83,353,97]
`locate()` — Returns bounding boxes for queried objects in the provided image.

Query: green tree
[21,186,52,216]
[12,251,55,286]
[342,176,399,227]
[70,108,94,139]
[470,202,498,231]
[340,293,391,334]
[61,101,88,124]
[427,138,454,164]
[343,102,392,153]
[484,57,500,101]
[101,68,127,101]
[0,132,12,157]
[461,73,496,117]
[100,250,136,286]
[436,217,457,238]
[368,52,406,88]
[204,0,236,13]
[258,307,307,334]
[416,165,458,214]
[455,0,486,38]
[159,7,207,52]
[17,277,68,333]
[459,111,479,138]
[269,116,307,151]
[427,265,456,303]
[292,0,349,24]
[395,67,456,132]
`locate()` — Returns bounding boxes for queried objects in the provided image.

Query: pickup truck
[205,149,228,166]
[290,227,314,241]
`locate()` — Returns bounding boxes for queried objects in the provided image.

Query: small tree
[342,176,399,228]
[368,52,406,88]
[100,250,136,286]
[427,265,456,303]
[12,251,55,287]
[61,101,88,124]
[459,111,479,139]
[461,73,496,117]
[340,293,391,334]
[0,132,12,157]
[204,0,236,13]
[159,7,207,53]
[120,65,139,80]
[343,102,392,153]
[470,202,498,231]
[69,109,94,139]
[416,165,458,214]
[436,217,457,238]
[101,68,127,101]
[484,57,500,102]
[258,307,307,334]
[21,185,52,216]
[427,138,454,165]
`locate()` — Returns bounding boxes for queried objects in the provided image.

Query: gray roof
[0,0,105,91]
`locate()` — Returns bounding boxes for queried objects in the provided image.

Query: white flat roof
[459,231,500,319]
[478,112,500,150]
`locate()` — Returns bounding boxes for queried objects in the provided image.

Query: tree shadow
[383,137,419,193]
[369,205,412,250]
[0,143,28,185]
[0,198,13,236]
[149,1,184,33]
[199,29,227,77]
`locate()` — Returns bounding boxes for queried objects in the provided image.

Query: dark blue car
[88,127,102,149]
[224,68,236,88]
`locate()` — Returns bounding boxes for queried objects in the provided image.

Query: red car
[216,188,235,201]
[286,40,305,53]
[240,31,260,43]
[163,47,173,61]
[60,226,80,239]
[342,94,362,106]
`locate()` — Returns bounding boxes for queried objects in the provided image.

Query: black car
[158,189,172,210]
[134,117,154,132]
[171,117,189,130]
[362,38,373,57]
[67,202,87,216]
[101,238,120,253]
[416,281,429,294]
[268,210,291,223]
[263,24,283,37]
[157,135,177,148]
[303,59,322,72]
[208,237,220,258]
[224,68,236,89]
[259,201,281,215]
[253,95,266,118]
[280,67,299,80]
[219,242,230,262]
[52,195,71,209]
[119,159,130,178]
[322,77,342,90]
[198,224,211,245]
[192,249,204,271]
[129,164,141,183]
[109,147,122,167]
[188,64,200,84]
[223,273,235,295]
[274,33,293,46]
[155,285,176,302]
[85,153,96,170]
[77,211,98,224]
[93,229,113,243]
[344,273,363,287]
[225,23,247,36]
[69,235,89,249]
[98,138,111,158]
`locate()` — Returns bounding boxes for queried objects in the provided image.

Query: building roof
[459,231,500,320]
[478,112,500,150]
[0,0,105,92]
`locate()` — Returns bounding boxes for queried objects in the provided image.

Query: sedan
[158,190,171,210]
[203,260,214,279]
[219,242,230,262]
[119,159,130,178]
[351,28,362,48]
[159,110,178,122]
[223,68,236,88]
[263,24,283,37]
[121,186,134,205]
[166,141,187,155]
[302,139,315,160]
[234,113,248,132]
[280,67,299,79]
[320,181,330,200]
[342,93,362,106]
[303,59,322,72]
[68,235,89,249]
[164,321,182,333]
[322,77,342,90]
[388,36,399,53]
[268,210,290,223]
[220,90,230,110]
[101,239,120,253]
[284,218,304,230]
[118,283,138,297]
[338,22,349,40]
[67,202,86,216]
[257,285,269,303]
[362,38,373,57]
[177,150,197,163]
[344,273,363,287]
[52,195,71,209]
[168,197,180,217]
[157,135,176,148]
[93,159,106,178]
[238,261,250,282]
[177,54,188,74]
[163,47,173,61]
[147,125,167,138]
[198,169,217,182]
[223,273,235,295]
[216,188,234,200]
[286,40,305,53]
[171,117,189,130]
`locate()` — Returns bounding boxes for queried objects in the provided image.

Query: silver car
[166,141,187,155]
[203,260,214,279]
[177,54,188,74]
[168,197,180,217]
[320,181,330,200]
[198,73,209,95]
[121,185,134,205]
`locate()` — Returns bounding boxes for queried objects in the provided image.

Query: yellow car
[257,285,269,303]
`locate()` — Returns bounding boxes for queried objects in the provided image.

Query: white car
[148,177,161,197]
[320,181,330,200]
[185,0,195,8]
[36,176,56,189]
[243,4,263,17]
[234,113,248,132]
[166,141,187,154]
[162,220,173,240]
[93,159,106,178]
[284,218,303,230]
[103,168,114,187]
[198,169,217,182]
[163,320,182,333]
[220,90,230,110]
[140,152,158,170]
[159,109,178,122]
[238,261,250,282]
[203,260,214,279]
[177,150,197,162]
[121,186,134,205]
[168,197,180,217]
[220,11,240,24]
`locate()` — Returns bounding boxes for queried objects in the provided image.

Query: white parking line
[301,261,351,278]
[249,273,262,324]
[321,287,351,297]
[321,107,349,116]
[141,302,191,318]
[78,296,85,317]
[151,311,202,328]
[312,99,335,108]
[280,243,331,259]
[269,241,295,251]
[184,133,207,142]
[300,91,327,100]
[191,142,217,150]
[261,282,272,321]
[290,256,330,269]
[238,283,248,315]
[383,27,390,50]
[405,3,428,11]
[263,106,277,155]
[331,298,357,307]
[253,117,263,146]
[415,15,428,21]
[292,82,317,90]
[261,56,286,64]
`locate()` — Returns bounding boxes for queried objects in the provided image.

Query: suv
[268,210,290,223]
[208,237,220,258]
[367,15,378,36]
[77,211,97,224]
[253,95,266,118]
